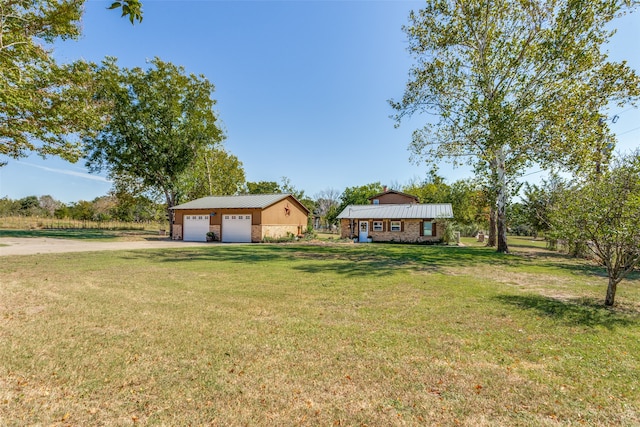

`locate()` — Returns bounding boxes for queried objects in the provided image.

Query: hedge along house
[170,194,309,243]
[337,202,454,243]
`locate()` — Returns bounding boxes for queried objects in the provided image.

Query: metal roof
[171,194,304,211]
[336,204,453,219]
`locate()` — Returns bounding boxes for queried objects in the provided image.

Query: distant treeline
[0,194,165,223]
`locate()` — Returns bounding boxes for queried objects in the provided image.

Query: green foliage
[18,196,40,214]
[404,171,449,203]
[340,182,384,206]
[326,182,384,226]
[506,202,535,237]
[0,197,18,216]
[244,181,281,194]
[392,0,640,253]
[551,152,640,306]
[511,174,569,238]
[403,172,491,229]
[85,57,225,234]
[438,219,455,245]
[0,0,104,166]
[313,188,341,229]
[177,147,246,200]
[108,0,143,24]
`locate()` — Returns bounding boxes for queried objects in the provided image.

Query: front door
[358,221,369,243]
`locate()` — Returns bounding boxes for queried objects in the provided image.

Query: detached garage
[170,194,309,243]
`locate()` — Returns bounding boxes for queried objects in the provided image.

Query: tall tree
[85,57,225,236]
[391,0,640,253]
[327,182,384,226]
[521,174,567,238]
[177,147,245,200]
[314,188,341,229]
[244,181,282,195]
[403,169,452,203]
[551,152,640,306]
[0,0,103,166]
[38,195,62,217]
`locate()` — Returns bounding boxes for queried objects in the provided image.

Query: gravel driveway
[0,237,213,256]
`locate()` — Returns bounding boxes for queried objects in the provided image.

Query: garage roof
[171,194,309,212]
[336,204,453,219]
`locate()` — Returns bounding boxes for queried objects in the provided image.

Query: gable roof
[367,189,419,202]
[336,204,453,219]
[171,194,309,213]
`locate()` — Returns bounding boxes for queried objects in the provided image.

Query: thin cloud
[18,162,112,183]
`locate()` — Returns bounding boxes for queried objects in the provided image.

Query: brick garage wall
[251,225,262,243]
[262,225,301,240]
[172,224,183,240]
[208,224,221,241]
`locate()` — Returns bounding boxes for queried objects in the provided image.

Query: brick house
[337,190,453,243]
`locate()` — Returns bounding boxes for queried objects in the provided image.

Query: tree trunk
[496,146,509,253]
[164,190,177,239]
[487,206,497,247]
[605,277,617,306]
[204,152,213,195]
[497,204,509,253]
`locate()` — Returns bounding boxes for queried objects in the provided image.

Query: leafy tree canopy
[0,0,103,166]
[177,147,246,200]
[84,57,226,235]
[550,152,640,306]
[392,0,640,253]
[325,182,384,226]
[244,181,282,195]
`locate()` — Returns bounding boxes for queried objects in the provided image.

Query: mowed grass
[1,240,639,426]
[0,228,165,241]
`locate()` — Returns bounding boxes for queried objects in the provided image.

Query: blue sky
[1,0,639,204]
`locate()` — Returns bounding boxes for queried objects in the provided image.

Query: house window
[373,221,383,231]
[423,221,433,236]
[372,199,380,205]
[390,221,401,232]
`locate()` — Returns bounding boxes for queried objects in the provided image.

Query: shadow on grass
[0,228,159,240]
[149,243,530,277]
[114,239,622,282]
[495,294,637,329]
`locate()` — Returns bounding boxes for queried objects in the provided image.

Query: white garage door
[183,215,210,242]
[222,214,252,243]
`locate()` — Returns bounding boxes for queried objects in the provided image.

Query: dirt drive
[0,237,211,256]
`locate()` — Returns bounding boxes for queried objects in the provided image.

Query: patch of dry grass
[1,243,639,426]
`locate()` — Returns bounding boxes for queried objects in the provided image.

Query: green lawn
[0,228,165,241]
[1,241,638,426]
